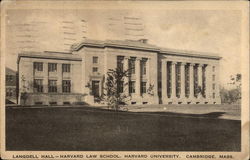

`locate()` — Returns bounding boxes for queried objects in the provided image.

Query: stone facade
[17,39,221,106]
[17,51,83,105]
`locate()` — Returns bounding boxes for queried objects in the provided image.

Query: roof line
[73,40,221,60]
[17,53,82,64]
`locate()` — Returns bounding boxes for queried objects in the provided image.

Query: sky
[5,7,242,87]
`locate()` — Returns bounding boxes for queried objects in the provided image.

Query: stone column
[215,64,221,104]
[135,57,141,96]
[197,64,204,101]
[205,64,211,99]
[43,62,49,105]
[44,62,48,93]
[123,57,129,95]
[146,58,151,90]
[189,63,194,99]
[161,60,167,98]
[70,64,74,93]
[146,58,151,95]
[180,62,186,98]
[57,63,62,93]
[198,64,203,89]
[171,61,177,99]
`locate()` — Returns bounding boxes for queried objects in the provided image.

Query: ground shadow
[6,107,240,151]
[135,111,227,119]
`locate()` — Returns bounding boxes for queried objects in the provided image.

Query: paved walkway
[126,104,241,120]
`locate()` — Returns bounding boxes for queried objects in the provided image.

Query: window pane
[34,62,43,71]
[117,56,124,71]
[49,63,57,72]
[212,75,215,81]
[34,79,43,93]
[141,82,147,93]
[117,81,124,93]
[141,60,146,75]
[212,66,215,72]
[129,81,135,93]
[62,64,70,72]
[93,67,98,72]
[129,58,135,74]
[48,80,57,92]
[93,57,98,63]
[62,80,71,93]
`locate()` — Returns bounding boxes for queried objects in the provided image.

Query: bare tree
[101,67,130,111]
[20,75,32,105]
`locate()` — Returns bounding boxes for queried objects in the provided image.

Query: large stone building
[17,39,221,106]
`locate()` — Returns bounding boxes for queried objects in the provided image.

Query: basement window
[49,102,57,105]
[35,102,43,105]
[63,102,70,105]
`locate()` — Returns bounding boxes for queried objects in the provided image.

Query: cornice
[73,40,222,60]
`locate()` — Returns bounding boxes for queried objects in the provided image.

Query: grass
[6,105,241,151]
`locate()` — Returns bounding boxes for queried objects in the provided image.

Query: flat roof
[18,51,82,63]
[72,39,221,60]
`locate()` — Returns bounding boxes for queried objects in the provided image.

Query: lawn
[6,106,241,151]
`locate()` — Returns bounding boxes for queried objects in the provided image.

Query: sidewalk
[126,104,241,120]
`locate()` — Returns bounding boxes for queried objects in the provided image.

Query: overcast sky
[5,6,242,87]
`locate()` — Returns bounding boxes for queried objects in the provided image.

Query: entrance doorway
[92,81,100,98]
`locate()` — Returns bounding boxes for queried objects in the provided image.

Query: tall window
[129,58,135,74]
[141,60,146,75]
[194,65,198,97]
[48,80,57,92]
[117,56,124,71]
[176,64,181,97]
[202,66,206,97]
[6,75,13,82]
[167,62,172,97]
[129,81,135,93]
[213,93,215,99]
[48,63,57,72]
[62,80,71,93]
[212,83,216,90]
[185,65,190,97]
[117,81,124,93]
[212,75,215,81]
[34,79,43,93]
[93,56,98,63]
[212,66,215,72]
[141,82,147,94]
[34,62,43,71]
[62,64,70,72]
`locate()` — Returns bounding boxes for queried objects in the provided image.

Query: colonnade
[161,60,213,104]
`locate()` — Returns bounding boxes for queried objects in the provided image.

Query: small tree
[20,75,31,105]
[220,73,242,104]
[147,84,154,96]
[101,67,130,111]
